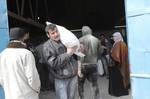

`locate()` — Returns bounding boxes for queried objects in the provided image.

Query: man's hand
[78,61,83,78]
[78,69,83,78]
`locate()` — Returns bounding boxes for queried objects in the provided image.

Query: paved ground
[39,76,132,99]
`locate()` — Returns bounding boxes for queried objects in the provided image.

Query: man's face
[23,32,30,44]
[48,28,60,41]
[100,35,105,40]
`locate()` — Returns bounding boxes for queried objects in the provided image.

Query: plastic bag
[97,59,104,76]
[46,21,85,57]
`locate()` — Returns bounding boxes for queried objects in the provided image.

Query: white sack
[46,21,85,57]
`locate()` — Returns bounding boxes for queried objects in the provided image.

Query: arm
[43,45,72,69]
[78,60,83,78]
[77,42,84,77]
[24,51,41,93]
[98,40,104,56]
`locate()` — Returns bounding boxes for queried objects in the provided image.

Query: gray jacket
[42,39,78,79]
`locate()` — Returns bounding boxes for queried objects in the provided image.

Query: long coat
[0,48,40,99]
[111,41,129,88]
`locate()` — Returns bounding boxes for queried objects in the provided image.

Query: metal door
[125,0,150,99]
[0,0,9,98]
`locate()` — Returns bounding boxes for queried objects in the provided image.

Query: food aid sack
[46,21,85,57]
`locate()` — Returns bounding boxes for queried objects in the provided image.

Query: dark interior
[7,0,126,46]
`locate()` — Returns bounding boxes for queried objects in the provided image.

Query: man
[78,26,102,99]
[0,27,41,99]
[43,24,78,99]
[99,34,111,76]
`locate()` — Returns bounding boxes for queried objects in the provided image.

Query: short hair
[9,27,28,40]
[100,33,106,37]
[82,26,92,35]
[45,24,57,34]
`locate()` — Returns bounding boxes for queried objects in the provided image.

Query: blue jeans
[0,86,5,99]
[55,76,77,99]
[101,56,109,75]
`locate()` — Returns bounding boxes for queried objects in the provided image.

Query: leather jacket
[42,39,78,79]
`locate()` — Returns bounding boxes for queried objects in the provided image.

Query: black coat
[42,39,78,79]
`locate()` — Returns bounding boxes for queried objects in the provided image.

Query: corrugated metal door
[125,0,150,99]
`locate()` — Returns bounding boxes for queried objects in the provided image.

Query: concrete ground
[39,76,132,99]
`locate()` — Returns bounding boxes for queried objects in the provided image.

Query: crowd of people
[0,25,130,99]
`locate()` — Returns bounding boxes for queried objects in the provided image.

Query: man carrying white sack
[42,24,79,99]
[46,21,85,57]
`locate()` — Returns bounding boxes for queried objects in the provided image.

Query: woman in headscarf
[108,32,130,97]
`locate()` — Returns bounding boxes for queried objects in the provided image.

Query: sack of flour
[46,21,85,57]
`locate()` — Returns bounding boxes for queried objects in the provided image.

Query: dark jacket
[42,39,78,79]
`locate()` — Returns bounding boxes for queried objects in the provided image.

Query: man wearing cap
[0,27,41,99]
